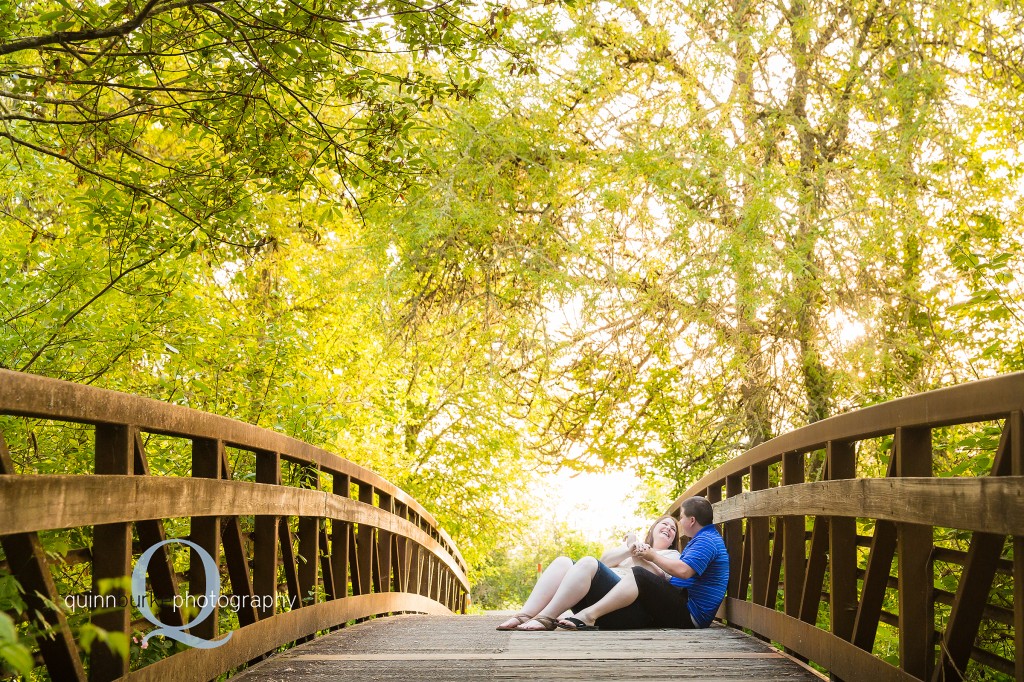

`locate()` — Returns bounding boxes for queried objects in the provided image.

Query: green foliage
[2,0,1023,675]
[471,523,604,610]
[0,610,34,677]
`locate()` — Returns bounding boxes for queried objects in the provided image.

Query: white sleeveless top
[610,549,679,577]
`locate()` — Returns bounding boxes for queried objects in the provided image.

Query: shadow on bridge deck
[235,614,824,681]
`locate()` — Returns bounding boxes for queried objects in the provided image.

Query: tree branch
[0,0,165,56]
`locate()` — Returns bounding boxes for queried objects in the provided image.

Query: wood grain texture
[669,371,1024,507]
[122,594,453,682]
[0,475,468,589]
[230,614,824,681]
[0,368,465,573]
[708,476,1024,535]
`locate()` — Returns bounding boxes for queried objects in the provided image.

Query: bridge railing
[0,369,468,682]
[667,372,1023,681]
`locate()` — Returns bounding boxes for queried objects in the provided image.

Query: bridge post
[782,451,805,621]
[725,474,744,605]
[90,424,134,682]
[894,427,934,679]
[749,464,770,608]
[356,484,375,595]
[1012,411,1023,682]
[297,465,321,607]
[190,438,223,642]
[329,472,352,602]
[827,440,857,642]
[254,451,281,619]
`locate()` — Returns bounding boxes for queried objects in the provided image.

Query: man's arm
[634,545,696,580]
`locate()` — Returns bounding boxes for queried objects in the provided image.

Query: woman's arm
[600,532,638,567]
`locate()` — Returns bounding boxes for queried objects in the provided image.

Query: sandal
[556,616,599,631]
[495,613,532,631]
[516,615,559,631]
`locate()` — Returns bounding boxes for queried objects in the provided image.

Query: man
[558,496,729,630]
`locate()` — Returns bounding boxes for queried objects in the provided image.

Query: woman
[495,515,681,631]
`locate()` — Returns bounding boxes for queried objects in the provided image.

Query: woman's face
[650,517,678,549]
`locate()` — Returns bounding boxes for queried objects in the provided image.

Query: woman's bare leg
[496,556,573,629]
[563,570,640,627]
[519,556,601,629]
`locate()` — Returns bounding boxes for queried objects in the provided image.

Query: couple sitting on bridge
[496,497,729,632]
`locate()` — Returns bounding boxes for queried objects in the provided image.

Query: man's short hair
[681,496,714,526]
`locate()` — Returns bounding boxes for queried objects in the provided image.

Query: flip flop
[556,616,599,631]
[516,615,559,631]
[496,614,532,631]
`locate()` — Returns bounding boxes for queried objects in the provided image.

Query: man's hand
[631,542,653,559]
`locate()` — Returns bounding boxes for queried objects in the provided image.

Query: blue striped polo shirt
[669,524,730,627]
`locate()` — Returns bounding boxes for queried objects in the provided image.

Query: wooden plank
[286,652,789,661]
[933,417,1014,681]
[782,451,805,620]
[121,593,453,682]
[725,599,918,682]
[0,368,465,571]
[704,477,1024,534]
[749,464,770,607]
[827,440,857,641]
[0,476,470,588]
[661,371,1024,509]
[190,438,222,642]
[91,424,133,682]
[253,451,280,619]
[895,426,933,679]
[0,435,86,682]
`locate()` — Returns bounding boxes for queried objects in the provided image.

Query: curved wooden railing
[666,372,1024,681]
[0,369,468,682]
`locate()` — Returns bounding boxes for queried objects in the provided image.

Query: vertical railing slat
[189,438,223,642]
[852,442,898,652]
[91,424,134,682]
[782,451,805,621]
[1010,409,1023,682]
[749,464,770,607]
[895,426,934,678]
[297,465,320,607]
[934,417,1015,680]
[253,451,281,620]
[0,435,86,682]
[828,440,857,641]
[725,474,744,603]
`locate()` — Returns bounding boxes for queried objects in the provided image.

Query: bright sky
[538,467,653,544]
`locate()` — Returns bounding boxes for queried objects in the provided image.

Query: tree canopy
[3,0,1024,635]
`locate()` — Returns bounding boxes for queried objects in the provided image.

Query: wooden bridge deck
[234,614,824,681]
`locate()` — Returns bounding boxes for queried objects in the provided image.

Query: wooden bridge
[0,368,1022,681]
